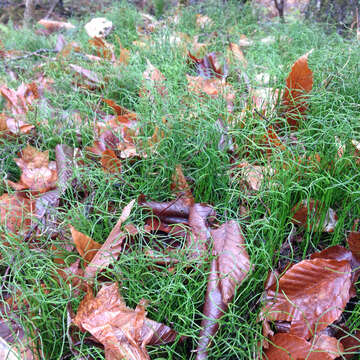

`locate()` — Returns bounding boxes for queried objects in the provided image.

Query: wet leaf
[196,221,250,359]
[262,258,351,339]
[282,51,313,128]
[73,283,178,360]
[263,333,343,360]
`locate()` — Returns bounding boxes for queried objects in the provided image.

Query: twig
[323,53,351,90]
[45,0,59,19]
[5,49,57,63]
[254,108,270,123]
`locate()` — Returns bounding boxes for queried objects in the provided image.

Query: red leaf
[282,51,313,128]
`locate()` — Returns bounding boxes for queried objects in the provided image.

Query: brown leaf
[196,221,250,359]
[262,258,351,339]
[282,51,313,128]
[139,196,190,224]
[69,64,103,87]
[7,145,57,194]
[263,333,343,360]
[186,203,215,259]
[73,283,178,360]
[170,165,194,206]
[211,220,251,303]
[228,43,247,68]
[291,199,338,233]
[85,200,136,279]
[347,231,360,262]
[38,19,75,34]
[188,51,227,79]
[334,327,360,360]
[70,226,102,264]
[141,60,167,97]
[101,149,122,174]
[0,193,35,239]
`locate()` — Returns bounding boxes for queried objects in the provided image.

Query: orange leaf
[70,226,102,264]
[282,51,313,128]
[170,165,194,206]
[101,149,122,174]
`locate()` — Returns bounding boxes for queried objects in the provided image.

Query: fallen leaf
[85,200,136,279]
[70,226,102,264]
[7,145,57,194]
[261,258,351,339]
[334,327,360,360]
[263,333,343,360]
[188,52,227,79]
[196,221,250,359]
[291,199,338,232]
[0,193,35,239]
[69,64,103,89]
[228,43,247,68]
[141,60,167,97]
[38,19,75,34]
[170,165,194,206]
[282,50,313,128]
[73,283,178,360]
[235,161,275,191]
[101,149,122,174]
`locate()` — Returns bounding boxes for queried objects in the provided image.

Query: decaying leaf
[0,193,35,239]
[73,283,178,360]
[196,221,250,359]
[282,51,313,128]
[262,258,351,339]
[263,333,343,360]
[291,199,338,233]
[141,60,167,97]
[101,149,122,174]
[235,161,275,191]
[69,64,103,89]
[7,145,57,194]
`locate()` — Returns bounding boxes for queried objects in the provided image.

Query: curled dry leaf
[282,50,313,129]
[188,52,227,79]
[291,199,338,233]
[261,258,351,339]
[7,145,57,194]
[74,283,178,360]
[0,193,35,239]
[263,333,343,360]
[85,199,136,279]
[196,221,250,359]
[70,226,102,264]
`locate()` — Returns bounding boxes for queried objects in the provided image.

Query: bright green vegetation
[0,1,359,359]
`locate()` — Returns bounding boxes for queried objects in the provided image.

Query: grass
[0,0,360,359]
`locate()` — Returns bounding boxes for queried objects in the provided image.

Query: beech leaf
[74,283,178,360]
[282,50,313,128]
[262,258,351,339]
